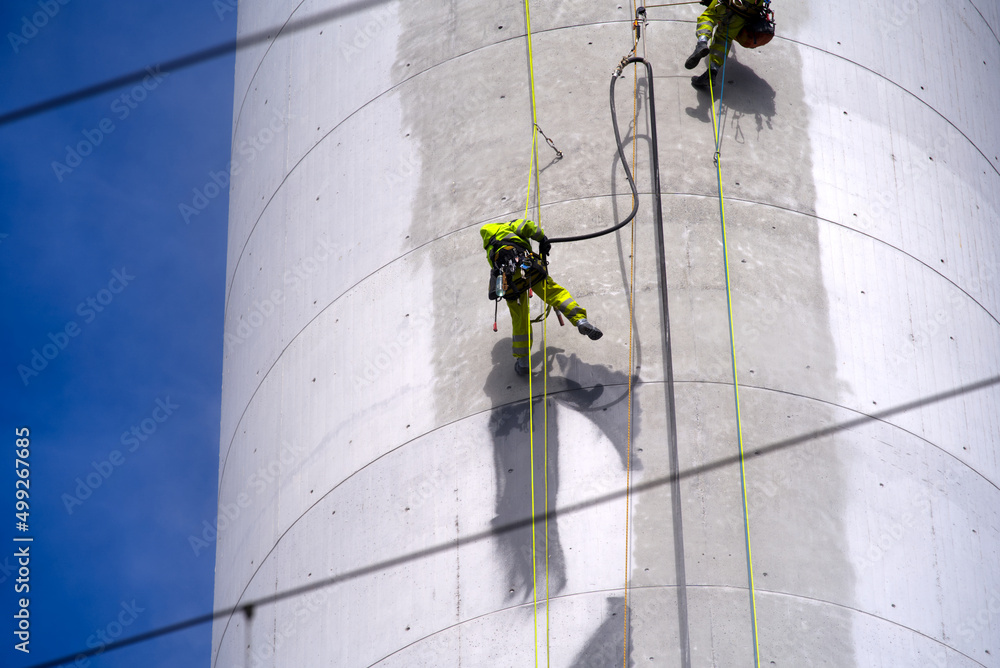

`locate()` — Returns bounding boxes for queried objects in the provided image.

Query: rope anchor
[534,123,563,160]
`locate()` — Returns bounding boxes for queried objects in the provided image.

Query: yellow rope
[709,58,762,668]
[521,1,547,665]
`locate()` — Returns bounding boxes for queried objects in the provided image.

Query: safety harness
[485,227,550,332]
[485,229,548,302]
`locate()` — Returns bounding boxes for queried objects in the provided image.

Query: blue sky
[1,2,236,665]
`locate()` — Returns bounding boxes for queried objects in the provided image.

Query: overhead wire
[708,40,762,668]
[0,0,396,127]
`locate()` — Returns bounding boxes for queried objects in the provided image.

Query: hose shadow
[613,61,693,668]
[611,75,647,373]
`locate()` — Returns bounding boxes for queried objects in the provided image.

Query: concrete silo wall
[213,0,1000,665]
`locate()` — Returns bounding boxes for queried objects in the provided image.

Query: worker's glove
[539,236,552,257]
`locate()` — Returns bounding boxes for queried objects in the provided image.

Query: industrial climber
[482,218,603,376]
[684,0,768,89]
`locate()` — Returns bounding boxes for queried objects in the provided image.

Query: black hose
[548,56,687,660]
[547,58,644,244]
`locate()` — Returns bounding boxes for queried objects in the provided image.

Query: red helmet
[736,11,774,49]
[736,26,774,48]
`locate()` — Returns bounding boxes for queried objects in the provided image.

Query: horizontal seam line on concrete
[225,16,1000,315]
[230,0,308,146]
[372,577,960,663]
[367,583,644,667]
[779,34,1000,179]
[674,379,1000,494]
[664,191,1000,328]
[217,188,1000,493]
[214,371,1000,650]
[967,0,1000,47]
[223,17,638,314]
[364,581,985,668]
[755,587,989,668]
[213,379,632,651]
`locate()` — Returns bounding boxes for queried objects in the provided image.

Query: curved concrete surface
[213,0,1000,665]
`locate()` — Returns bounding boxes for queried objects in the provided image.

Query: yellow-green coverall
[697,0,764,69]
[481,219,587,359]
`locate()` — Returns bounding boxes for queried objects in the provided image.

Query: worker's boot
[577,318,603,340]
[691,67,719,90]
[514,357,530,376]
[684,38,710,70]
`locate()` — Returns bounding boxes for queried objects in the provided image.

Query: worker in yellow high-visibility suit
[684,0,765,89]
[482,219,602,376]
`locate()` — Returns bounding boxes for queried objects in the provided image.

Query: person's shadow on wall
[482,340,641,603]
[685,56,776,141]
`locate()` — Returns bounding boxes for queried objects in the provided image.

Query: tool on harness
[734,0,774,48]
[485,227,549,303]
[485,226,561,331]
[487,245,548,302]
[489,246,552,332]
